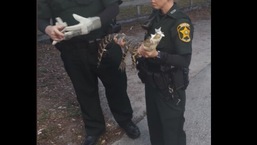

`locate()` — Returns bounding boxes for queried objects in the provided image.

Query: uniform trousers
[145,83,186,145]
[55,40,133,136]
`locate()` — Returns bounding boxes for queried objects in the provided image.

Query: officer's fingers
[141,43,150,51]
[142,44,151,51]
[138,48,146,57]
[137,47,142,54]
[51,35,64,43]
[138,44,146,52]
[56,25,66,32]
[145,50,153,55]
[48,28,64,40]
[142,52,148,58]
[147,51,155,58]
[143,49,150,57]
[53,29,65,38]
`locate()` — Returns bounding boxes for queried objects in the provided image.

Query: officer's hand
[62,14,101,39]
[50,17,67,45]
[45,17,67,45]
[137,44,158,58]
[45,25,64,44]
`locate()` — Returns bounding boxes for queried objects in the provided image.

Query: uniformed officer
[137,0,194,145]
[37,0,140,145]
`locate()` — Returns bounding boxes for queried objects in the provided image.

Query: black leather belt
[63,34,101,43]
[55,37,102,51]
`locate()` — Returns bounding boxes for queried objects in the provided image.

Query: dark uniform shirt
[144,3,193,68]
[38,0,119,40]
[142,3,194,89]
[148,3,193,54]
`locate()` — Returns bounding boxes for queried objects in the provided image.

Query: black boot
[82,135,100,145]
[120,121,141,139]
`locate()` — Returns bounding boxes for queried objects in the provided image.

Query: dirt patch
[37,6,210,145]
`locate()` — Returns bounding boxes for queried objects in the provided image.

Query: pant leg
[56,41,106,136]
[157,89,186,145]
[97,42,133,125]
[145,84,165,145]
[145,83,186,145]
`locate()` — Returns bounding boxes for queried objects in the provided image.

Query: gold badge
[177,23,191,42]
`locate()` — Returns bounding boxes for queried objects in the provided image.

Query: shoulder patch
[177,23,191,42]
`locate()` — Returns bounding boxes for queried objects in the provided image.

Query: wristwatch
[157,50,161,59]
